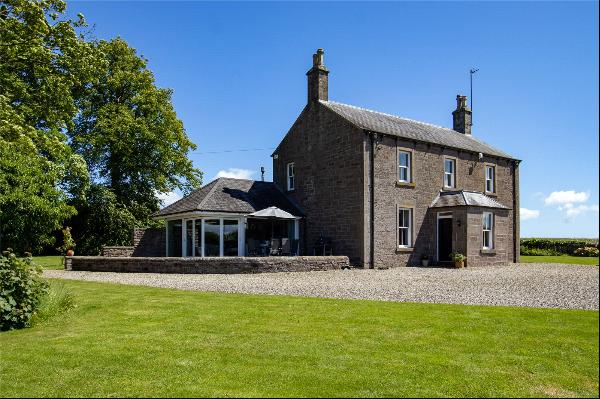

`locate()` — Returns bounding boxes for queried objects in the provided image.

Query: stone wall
[272,103,366,265]
[101,228,166,257]
[101,246,134,257]
[64,255,349,274]
[132,227,165,257]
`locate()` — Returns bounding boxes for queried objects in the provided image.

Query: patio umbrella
[248,206,298,219]
[249,207,298,244]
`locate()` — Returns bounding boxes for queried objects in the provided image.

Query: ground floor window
[166,220,182,257]
[483,212,493,249]
[204,219,221,256]
[223,219,239,256]
[398,208,412,248]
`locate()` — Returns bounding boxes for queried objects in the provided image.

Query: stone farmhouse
[148,49,520,268]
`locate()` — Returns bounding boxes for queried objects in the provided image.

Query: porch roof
[430,190,511,209]
[155,178,304,218]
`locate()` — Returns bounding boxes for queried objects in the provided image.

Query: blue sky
[69,1,599,238]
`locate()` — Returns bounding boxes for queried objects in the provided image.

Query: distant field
[521,238,598,242]
[521,255,599,266]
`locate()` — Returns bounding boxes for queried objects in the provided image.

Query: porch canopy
[154,177,303,257]
[430,190,510,209]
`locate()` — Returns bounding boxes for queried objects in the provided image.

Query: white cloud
[156,191,182,206]
[214,168,255,180]
[562,203,599,218]
[544,191,590,205]
[520,208,540,221]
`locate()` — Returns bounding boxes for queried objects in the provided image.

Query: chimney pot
[452,94,472,135]
[307,48,329,103]
[456,95,468,110]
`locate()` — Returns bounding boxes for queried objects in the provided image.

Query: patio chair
[269,238,281,256]
[280,238,291,256]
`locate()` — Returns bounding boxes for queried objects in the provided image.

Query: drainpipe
[368,131,376,269]
[513,160,521,263]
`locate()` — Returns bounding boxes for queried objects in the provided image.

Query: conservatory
[156,178,303,257]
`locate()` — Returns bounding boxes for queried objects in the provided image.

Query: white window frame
[482,212,494,249]
[398,208,412,248]
[444,158,456,188]
[398,151,411,183]
[287,162,295,191]
[485,165,495,193]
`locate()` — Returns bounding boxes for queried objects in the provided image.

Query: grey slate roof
[430,190,511,209]
[320,100,517,160]
[155,178,304,218]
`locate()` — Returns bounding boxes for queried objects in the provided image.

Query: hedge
[520,238,599,256]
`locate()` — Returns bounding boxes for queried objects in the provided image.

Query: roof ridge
[322,100,460,134]
[195,179,222,210]
[461,190,469,205]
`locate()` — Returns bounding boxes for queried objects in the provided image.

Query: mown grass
[0,280,598,398]
[32,255,64,270]
[521,255,599,266]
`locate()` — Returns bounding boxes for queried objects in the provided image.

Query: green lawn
[0,280,598,397]
[32,255,64,270]
[521,255,599,266]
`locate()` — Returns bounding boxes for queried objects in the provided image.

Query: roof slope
[320,100,516,159]
[430,190,510,209]
[155,178,304,218]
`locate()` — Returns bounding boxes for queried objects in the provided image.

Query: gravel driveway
[44,263,599,310]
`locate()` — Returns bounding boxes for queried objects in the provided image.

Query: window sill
[396,247,414,253]
[396,181,416,188]
[484,191,497,197]
[480,249,496,255]
[442,186,457,191]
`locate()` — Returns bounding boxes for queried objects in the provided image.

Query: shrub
[520,247,561,256]
[57,226,76,255]
[573,247,600,257]
[520,238,599,256]
[0,250,49,331]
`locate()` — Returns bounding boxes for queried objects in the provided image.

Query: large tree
[0,0,96,253]
[70,38,202,223]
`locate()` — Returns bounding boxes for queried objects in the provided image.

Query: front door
[438,217,453,262]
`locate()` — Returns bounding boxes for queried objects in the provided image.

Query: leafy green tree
[0,0,96,253]
[69,185,137,255]
[70,38,202,225]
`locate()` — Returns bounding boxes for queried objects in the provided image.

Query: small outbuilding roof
[430,190,511,209]
[320,100,517,160]
[154,178,304,218]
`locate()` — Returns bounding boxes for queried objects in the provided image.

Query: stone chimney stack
[306,48,329,103]
[452,95,472,135]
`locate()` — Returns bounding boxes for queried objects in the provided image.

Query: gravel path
[44,263,599,310]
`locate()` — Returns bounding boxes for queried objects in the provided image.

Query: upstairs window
[398,151,411,183]
[444,158,456,188]
[398,208,412,248]
[485,165,495,193]
[287,162,295,191]
[482,212,494,249]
